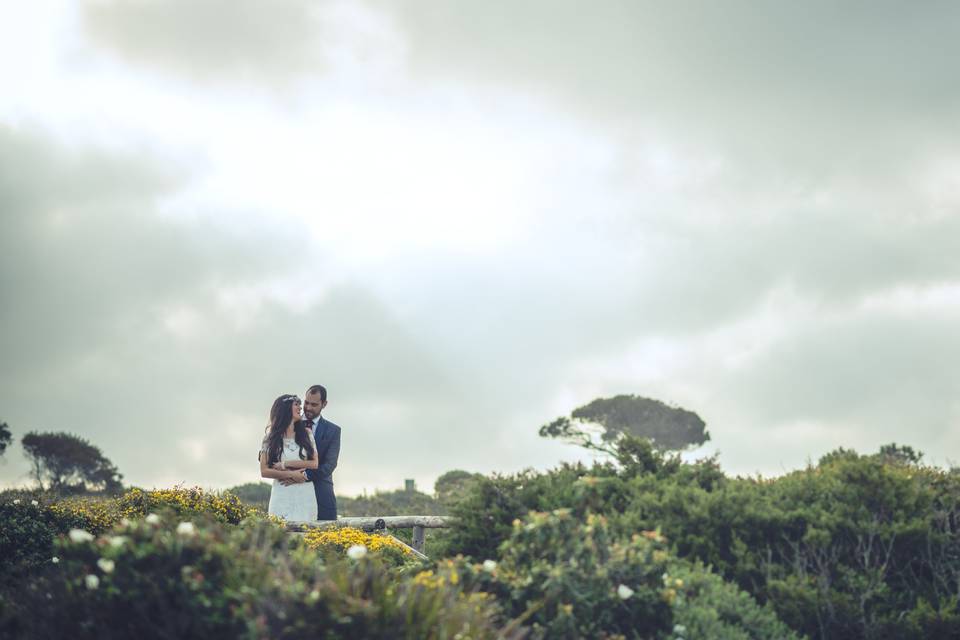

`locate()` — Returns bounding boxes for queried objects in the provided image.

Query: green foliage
[666,560,802,640]
[441,440,960,640]
[4,436,954,639]
[0,490,126,585]
[0,516,516,639]
[115,486,254,525]
[0,495,67,584]
[0,486,260,583]
[339,487,446,517]
[442,510,797,640]
[434,469,483,506]
[748,454,960,639]
[21,431,123,493]
[876,442,923,465]
[436,463,621,561]
[540,394,710,454]
[225,481,272,511]
[493,510,673,639]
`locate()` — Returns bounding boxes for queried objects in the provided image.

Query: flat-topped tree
[540,394,709,454]
[21,431,123,494]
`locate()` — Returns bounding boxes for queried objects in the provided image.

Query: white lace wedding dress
[267,437,318,521]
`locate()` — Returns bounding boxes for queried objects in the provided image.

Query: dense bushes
[0,515,513,640]
[0,486,260,583]
[432,509,799,639]
[486,510,674,639]
[3,440,956,638]
[440,440,960,639]
[115,486,254,524]
[665,560,801,640]
[2,486,800,639]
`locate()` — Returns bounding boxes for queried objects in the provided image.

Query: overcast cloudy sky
[2,1,959,496]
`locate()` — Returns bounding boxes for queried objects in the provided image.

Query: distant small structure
[404,479,416,492]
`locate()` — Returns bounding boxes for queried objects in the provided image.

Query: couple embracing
[258,384,341,521]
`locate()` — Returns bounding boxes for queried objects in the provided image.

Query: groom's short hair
[307,384,327,403]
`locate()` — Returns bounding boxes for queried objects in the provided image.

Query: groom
[282,384,341,520]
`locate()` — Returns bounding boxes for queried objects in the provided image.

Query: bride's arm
[282,434,319,470]
[260,447,303,480]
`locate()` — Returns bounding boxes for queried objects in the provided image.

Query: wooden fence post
[412,525,425,553]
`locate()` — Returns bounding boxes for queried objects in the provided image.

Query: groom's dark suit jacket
[305,416,340,520]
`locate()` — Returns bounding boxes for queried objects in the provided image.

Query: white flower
[31,500,39,506]
[120,518,132,528]
[51,557,59,564]
[12,499,20,505]
[68,529,95,543]
[617,584,634,600]
[346,544,367,560]
[673,624,687,636]
[84,574,100,590]
[97,558,115,574]
[107,536,128,548]
[308,589,321,602]
[482,559,498,573]
[176,522,196,537]
[145,513,161,525]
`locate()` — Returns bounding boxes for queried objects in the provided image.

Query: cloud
[0,127,281,479]
[79,0,404,86]
[3,2,960,497]
[81,0,321,80]
[0,126,576,492]
[371,0,960,180]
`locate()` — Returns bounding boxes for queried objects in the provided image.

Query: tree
[877,442,923,465]
[539,394,710,454]
[0,422,11,458]
[21,431,123,493]
[338,487,446,517]
[225,481,272,511]
[434,469,483,505]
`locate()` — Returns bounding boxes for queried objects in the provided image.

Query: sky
[1,0,959,496]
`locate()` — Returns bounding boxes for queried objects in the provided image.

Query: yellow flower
[302,527,412,556]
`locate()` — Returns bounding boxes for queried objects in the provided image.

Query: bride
[259,394,318,521]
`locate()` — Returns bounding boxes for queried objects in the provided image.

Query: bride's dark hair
[262,394,314,466]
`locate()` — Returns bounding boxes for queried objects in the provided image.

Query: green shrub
[0,494,114,584]
[0,514,518,640]
[436,463,624,560]
[0,486,266,587]
[440,443,960,639]
[115,486,255,524]
[666,560,803,640]
[473,509,674,639]
[224,481,271,511]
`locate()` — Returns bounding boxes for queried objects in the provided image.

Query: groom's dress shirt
[300,417,319,478]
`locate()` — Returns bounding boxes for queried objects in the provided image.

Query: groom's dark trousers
[306,416,341,520]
